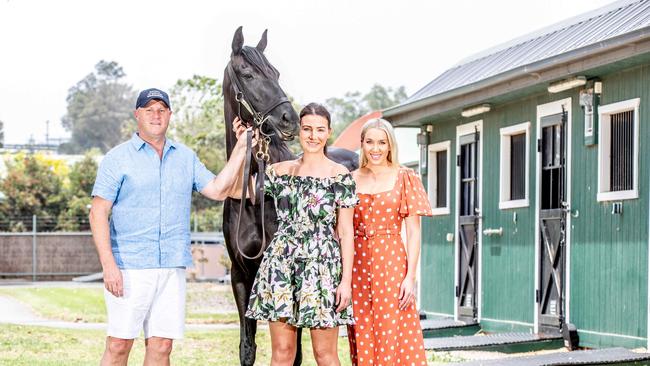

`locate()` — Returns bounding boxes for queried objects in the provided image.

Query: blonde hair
[359,118,399,167]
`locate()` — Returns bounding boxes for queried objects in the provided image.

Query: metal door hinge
[456,285,460,297]
[536,289,541,303]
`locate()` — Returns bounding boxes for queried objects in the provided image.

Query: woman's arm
[335,206,354,312]
[399,214,421,310]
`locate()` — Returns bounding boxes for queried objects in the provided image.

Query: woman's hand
[398,276,416,310]
[335,281,352,313]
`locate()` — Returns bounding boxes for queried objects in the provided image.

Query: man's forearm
[204,142,248,200]
[89,210,116,268]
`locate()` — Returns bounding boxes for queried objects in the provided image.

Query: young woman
[348,118,432,366]
[245,103,357,366]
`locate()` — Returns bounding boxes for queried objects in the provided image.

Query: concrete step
[455,347,650,365]
[424,332,563,353]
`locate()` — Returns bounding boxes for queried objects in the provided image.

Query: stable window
[428,141,451,215]
[499,122,530,209]
[597,98,639,201]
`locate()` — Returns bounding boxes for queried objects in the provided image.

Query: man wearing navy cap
[90,88,249,365]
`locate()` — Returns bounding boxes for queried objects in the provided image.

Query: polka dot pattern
[348,168,432,366]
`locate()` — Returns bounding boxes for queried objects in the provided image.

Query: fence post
[32,215,37,282]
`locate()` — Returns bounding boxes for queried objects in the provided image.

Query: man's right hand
[103,262,123,297]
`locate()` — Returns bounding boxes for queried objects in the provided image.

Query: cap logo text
[147,90,164,98]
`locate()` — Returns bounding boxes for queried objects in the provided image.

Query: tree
[56,153,99,231]
[67,152,99,197]
[60,60,136,153]
[0,120,4,148]
[325,84,408,139]
[169,75,227,229]
[364,84,407,112]
[170,75,226,175]
[0,154,66,231]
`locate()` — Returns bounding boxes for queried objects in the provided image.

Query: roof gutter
[384,26,650,122]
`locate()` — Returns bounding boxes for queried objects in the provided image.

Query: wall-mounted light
[461,103,491,118]
[579,78,602,146]
[417,126,432,175]
[548,76,587,93]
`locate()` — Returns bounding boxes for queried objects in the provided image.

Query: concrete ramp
[424,332,562,353]
[421,318,480,338]
[456,347,650,365]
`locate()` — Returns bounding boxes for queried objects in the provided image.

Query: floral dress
[245,165,359,328]
[347,168,433,366]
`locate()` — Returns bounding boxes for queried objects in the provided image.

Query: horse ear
[232,26,244,55]
[256,29,268,53]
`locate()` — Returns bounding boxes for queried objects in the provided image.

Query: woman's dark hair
[299,102,331,154]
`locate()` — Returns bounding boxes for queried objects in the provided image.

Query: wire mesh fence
[0,215,226,280]
[0,215,90,232]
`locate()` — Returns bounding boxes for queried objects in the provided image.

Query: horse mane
[240,46,280,79]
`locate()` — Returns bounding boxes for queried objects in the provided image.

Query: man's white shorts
[104,268,186,340]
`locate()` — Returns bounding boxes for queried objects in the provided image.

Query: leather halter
[227,62,291,260]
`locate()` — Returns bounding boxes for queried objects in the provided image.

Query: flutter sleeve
[399,168,433,217]
[264,165,281,198]
[334,173,360,208]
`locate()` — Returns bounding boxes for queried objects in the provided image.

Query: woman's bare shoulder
[331,162,350,176]
[270,160,300,176]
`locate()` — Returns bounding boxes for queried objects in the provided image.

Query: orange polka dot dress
[347,168,432,366]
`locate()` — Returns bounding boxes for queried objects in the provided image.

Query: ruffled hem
[246,251,353,329]
[245,310,354,328]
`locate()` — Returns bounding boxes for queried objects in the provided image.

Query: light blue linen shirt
[91,133,216,269]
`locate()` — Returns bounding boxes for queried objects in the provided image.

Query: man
[89,88,249,365]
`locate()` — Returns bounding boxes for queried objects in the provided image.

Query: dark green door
[538,111,568,333]
[457,131,480,324]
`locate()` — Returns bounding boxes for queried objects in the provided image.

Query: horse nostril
[282,112,289,122]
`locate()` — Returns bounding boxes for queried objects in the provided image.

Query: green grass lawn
[0,283,239,324]
[0,324,353,366]
[0,324,459,365]
[0,285,460,364]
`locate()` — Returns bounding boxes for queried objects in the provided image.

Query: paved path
[0,293,241,331]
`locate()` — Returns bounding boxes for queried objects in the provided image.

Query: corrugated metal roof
[403,0,650,105]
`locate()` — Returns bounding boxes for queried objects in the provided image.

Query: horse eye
[242,73,254,80]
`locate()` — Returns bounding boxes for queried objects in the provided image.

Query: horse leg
[230,265,257,366]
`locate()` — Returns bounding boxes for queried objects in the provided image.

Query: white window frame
[499,122,530,209]
[428,140,451,216]
[597,98,640,202]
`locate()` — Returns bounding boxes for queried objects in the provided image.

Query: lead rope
[227,62,289,260]
[234,128,267,260]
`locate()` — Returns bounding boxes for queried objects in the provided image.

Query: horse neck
[223,77,239,160]
[267,135,295,164]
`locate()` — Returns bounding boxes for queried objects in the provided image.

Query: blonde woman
[348,118,432,365]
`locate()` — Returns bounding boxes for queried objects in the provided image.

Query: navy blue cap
[135,88,171,110]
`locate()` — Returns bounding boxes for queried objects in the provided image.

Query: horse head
[224,26,299,160]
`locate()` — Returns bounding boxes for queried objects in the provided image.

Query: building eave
[384,26,650,127]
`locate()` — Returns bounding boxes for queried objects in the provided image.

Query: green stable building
[384,0,650,349]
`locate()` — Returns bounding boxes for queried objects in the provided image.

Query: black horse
[222,27,358,366]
